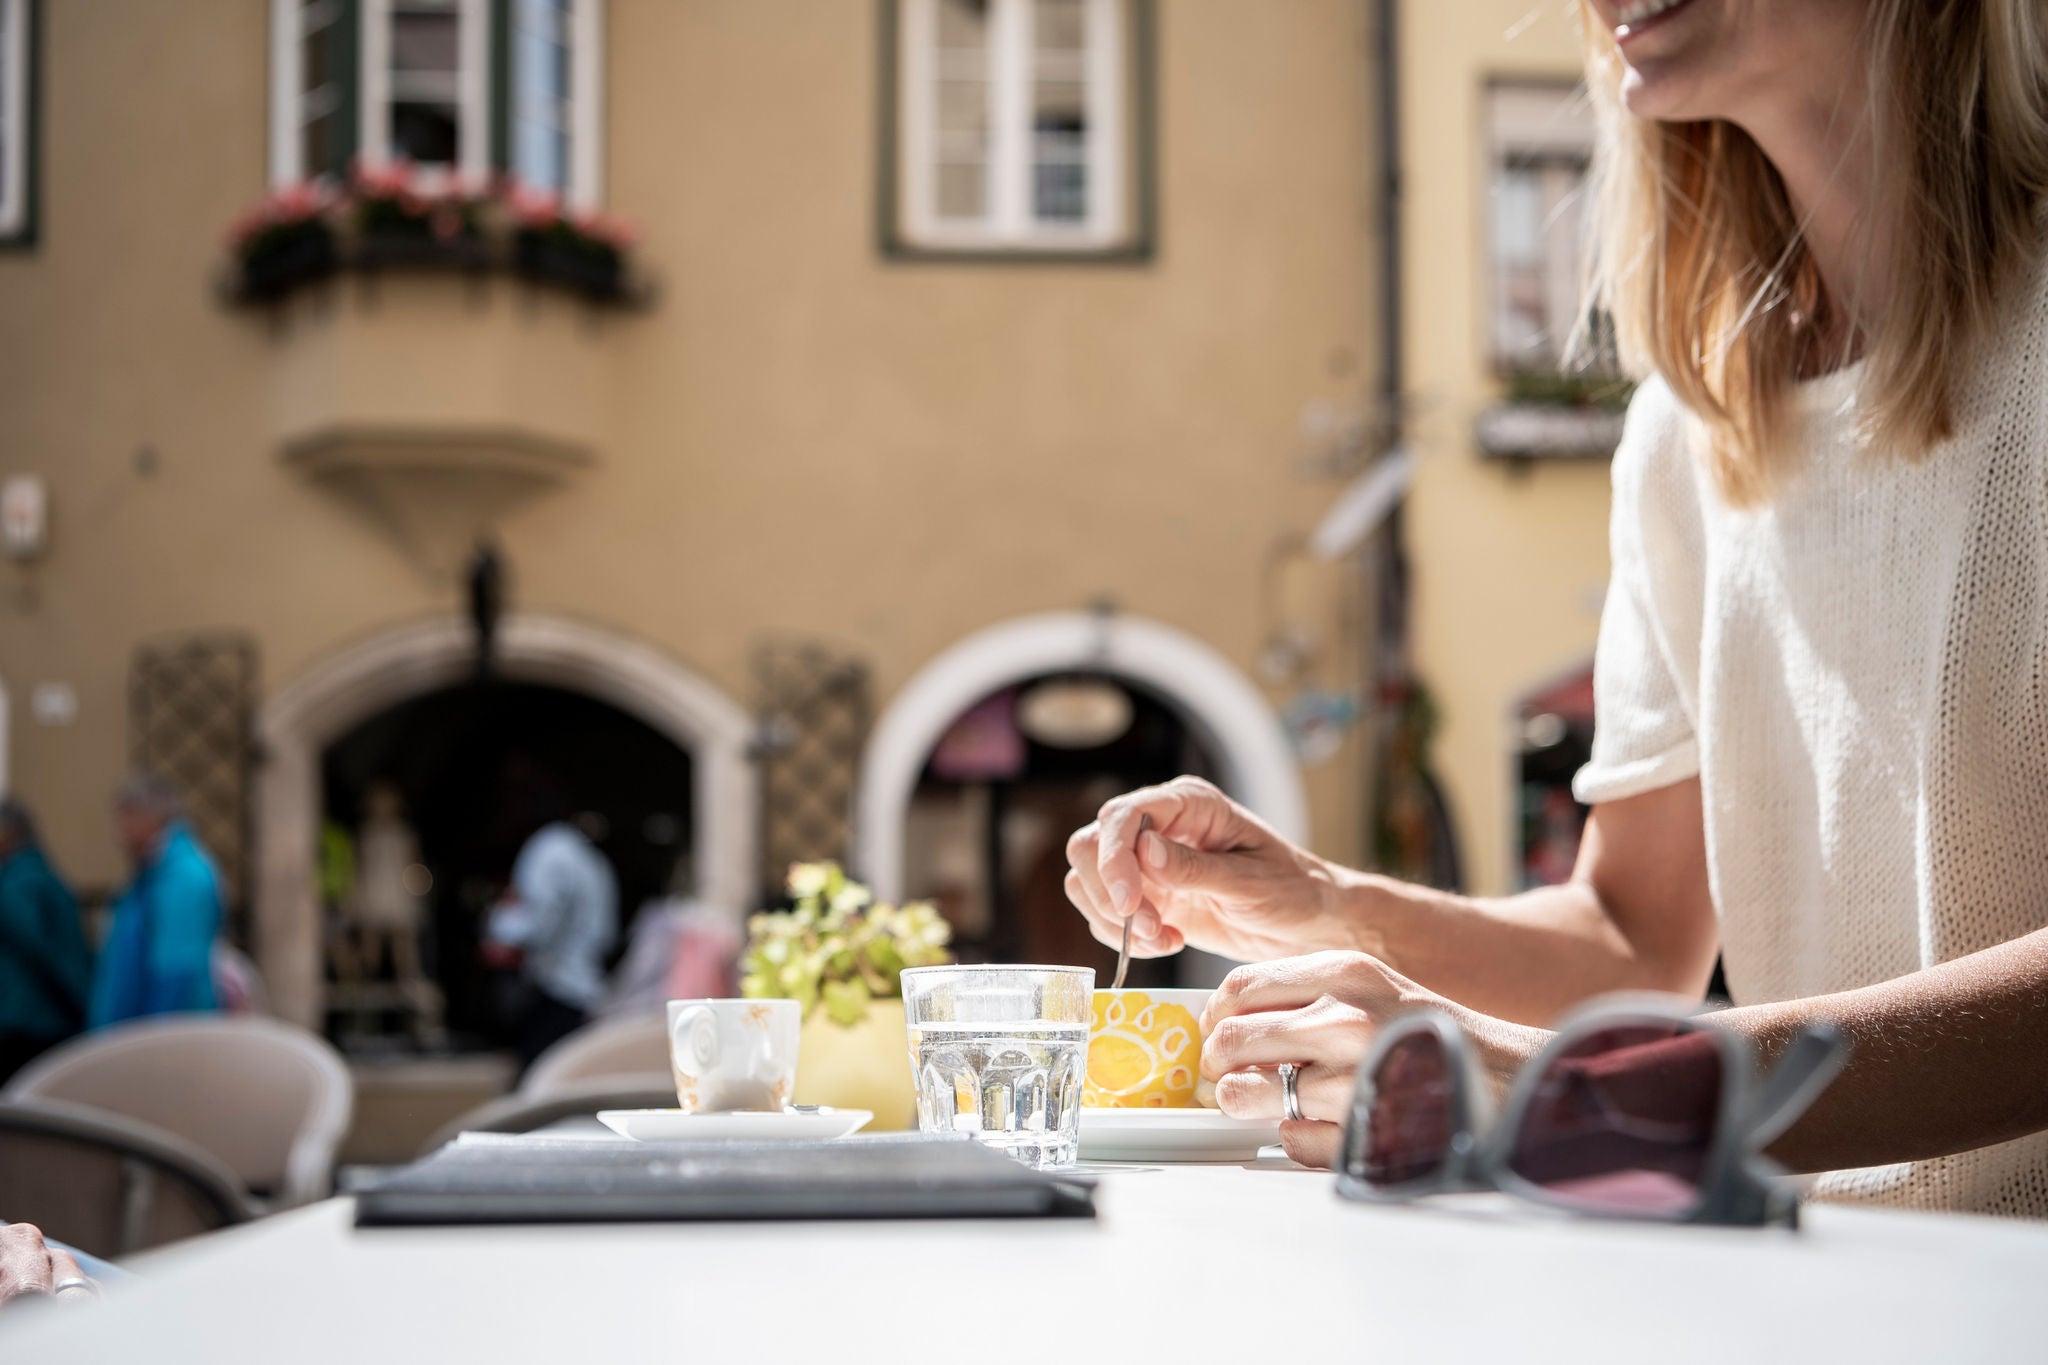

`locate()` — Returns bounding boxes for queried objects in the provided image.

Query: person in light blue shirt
[89,776,222,1029]
[485,810,617,1069]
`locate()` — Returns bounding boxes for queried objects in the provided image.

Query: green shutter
[330,0,360,176]
[4,0,40,247]
[490,0,511,174]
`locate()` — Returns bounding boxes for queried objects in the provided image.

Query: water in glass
[901,964,1094,1170]
[909,1021,1088,1169]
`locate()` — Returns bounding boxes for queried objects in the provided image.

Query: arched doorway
[257,615,755,1031]
[901,675,1226,985]
[321,682,696,1049]
[856,612,1307,985]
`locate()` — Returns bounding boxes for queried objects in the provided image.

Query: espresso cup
[1085,988,1215,1108]
[666,998,802,1113]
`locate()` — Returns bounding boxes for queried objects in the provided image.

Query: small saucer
[1078,1106,1279,1163]
[597,1107,873,1143]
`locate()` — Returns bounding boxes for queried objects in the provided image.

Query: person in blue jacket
[0,799,91,1083]
[89,776,222,1028]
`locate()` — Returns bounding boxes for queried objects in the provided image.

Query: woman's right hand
[1064,776,1360,964]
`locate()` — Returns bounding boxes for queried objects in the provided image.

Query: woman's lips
[1614,0,1700,42]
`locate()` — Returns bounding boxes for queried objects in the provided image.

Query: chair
[4,1016,354,1208]
[519,1011,671,1098]
[419,1081,677,1155]
[0,1099,255,1259]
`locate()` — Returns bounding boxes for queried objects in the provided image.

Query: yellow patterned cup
[1085,988,1213,1108]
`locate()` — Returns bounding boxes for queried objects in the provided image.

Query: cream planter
[792,996,917,1132]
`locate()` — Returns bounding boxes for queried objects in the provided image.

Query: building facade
[1397,0,1614,898]
[0,0,1393,1033]
[0,0,1616,1044]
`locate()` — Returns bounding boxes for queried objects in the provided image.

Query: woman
[1067,0,2048,1216]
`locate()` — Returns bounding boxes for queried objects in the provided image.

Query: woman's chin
[1618,66,1713,123]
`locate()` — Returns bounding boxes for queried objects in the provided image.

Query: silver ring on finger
[1277,1062,1303,1122]
[53,1277,99,1299]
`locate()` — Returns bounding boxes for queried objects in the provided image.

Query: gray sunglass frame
[1334,993,1848,1228]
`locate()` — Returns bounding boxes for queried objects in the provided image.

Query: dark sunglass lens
[1357,1030,1456,1189]
[1506,1021,1723,1216]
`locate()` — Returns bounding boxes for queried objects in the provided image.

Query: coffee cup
[666,998,802,1113]
[1085,988,1214,1108]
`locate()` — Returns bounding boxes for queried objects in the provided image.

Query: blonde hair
[1578,0,2048,505]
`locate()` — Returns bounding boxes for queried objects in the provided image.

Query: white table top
[8,1155,2048,1363]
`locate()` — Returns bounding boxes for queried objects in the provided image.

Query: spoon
[1112,815,1150,991]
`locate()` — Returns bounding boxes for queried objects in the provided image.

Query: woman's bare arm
[1721,929,2048,1172]
[1354,779,1721,1027]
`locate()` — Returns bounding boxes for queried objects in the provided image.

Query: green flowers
[741,862,953,1026]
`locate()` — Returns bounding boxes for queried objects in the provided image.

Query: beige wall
[0,1,1378,893]
[1399,0,1612,895]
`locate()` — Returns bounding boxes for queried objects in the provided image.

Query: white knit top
[1574,246,2048,1218]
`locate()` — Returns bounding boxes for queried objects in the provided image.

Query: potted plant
[504,179,637,302]
[348,158,488,268]
[226,181,339,301]
[740,861,952,1131]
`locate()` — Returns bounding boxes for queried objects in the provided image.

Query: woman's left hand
[0,1224,95,1309]
[1199,951,1551,1169]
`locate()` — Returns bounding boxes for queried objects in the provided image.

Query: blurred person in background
[1069,0,2048,1217]
[600,852,741,1017]
[484,790,617,1068]
[90,776,223,1029]
[0,800,90,1083]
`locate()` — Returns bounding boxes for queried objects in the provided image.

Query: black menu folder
[352,1133,1097,1226]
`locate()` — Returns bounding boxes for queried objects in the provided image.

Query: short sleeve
[1573,380,1705,806]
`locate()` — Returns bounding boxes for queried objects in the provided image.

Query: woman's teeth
[1616,0,1689,26]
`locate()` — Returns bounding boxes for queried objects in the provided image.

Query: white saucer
[1078,1106,1280,1163]
[597,1108,873,1143]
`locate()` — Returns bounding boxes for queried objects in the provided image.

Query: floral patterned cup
[666,998,802,1113]
[1085,988,1214,1108]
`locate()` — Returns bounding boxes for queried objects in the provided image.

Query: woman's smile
[1613,0,1703,45]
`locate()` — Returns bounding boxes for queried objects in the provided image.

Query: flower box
[220,160,642,309]
[513,230,625,302]
[239,226,338,302]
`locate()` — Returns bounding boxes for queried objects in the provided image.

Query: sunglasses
[1335,994,1848,1227]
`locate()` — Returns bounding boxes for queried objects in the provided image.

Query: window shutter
[330,0,360,176]
[488,0,510,173]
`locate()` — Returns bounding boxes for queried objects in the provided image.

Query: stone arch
[854,611,1307,901]
[255,614,755,1029]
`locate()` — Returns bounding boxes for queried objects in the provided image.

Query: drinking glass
[901,964,1095,1170]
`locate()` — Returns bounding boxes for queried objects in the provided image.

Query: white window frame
[271,0,352,184]
[899,0,1126,252]
[362,0,491,184]
[0,0,30,240]
[270,0,603,203]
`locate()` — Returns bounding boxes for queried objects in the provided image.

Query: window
[508,0,602,204]
[1485,81,1597,375]
[270,0,604,203]
[0,0,35,245]
[366,0,487,175]
[889,0,1151,257]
